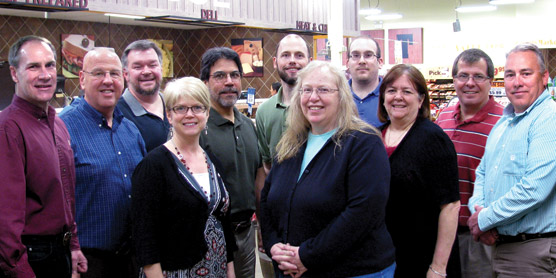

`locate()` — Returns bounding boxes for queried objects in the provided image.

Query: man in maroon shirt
[436,48,504,278]
[0,36,87,278]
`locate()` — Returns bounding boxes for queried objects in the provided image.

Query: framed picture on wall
[231,38,263,77]
[388,28,423,64]
[61,34,95,78]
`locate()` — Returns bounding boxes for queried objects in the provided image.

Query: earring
[204,125,208,135]
[168,126,174,139]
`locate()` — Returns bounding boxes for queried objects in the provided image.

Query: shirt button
[236,136,239,140]
[494,166,498,169]
[128,195,131,199]
[62,168,66,172]
[360,101,363,103]
[510,155,515,161]
[124,174,128,178]
[118,151,122,155]
[98,124,102,128]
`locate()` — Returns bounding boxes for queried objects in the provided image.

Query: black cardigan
[261,130,395,277]
[131,145,237,270]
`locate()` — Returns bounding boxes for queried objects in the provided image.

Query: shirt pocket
[502,151,526,177]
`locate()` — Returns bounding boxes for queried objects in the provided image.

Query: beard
[130,79,160,96]
[277,67,297,86]
[214,87,239,108]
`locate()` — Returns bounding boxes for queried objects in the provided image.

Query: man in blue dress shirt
[468,43,556,277]
[60,47,146,278]
[346,36,385,128]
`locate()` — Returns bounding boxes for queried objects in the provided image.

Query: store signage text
[201,9,217,20]
[296,21,327,33]
[1,0,87,8]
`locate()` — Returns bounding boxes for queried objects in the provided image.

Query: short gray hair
[507,43,546,72]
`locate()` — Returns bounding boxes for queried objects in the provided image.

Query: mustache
[219,87,239,94]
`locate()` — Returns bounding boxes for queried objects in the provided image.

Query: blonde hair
[163,76,211,111]
[275,60,379,163]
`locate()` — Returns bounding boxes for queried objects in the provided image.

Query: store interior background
[0,0,555,110]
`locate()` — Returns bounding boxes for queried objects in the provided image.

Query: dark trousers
[81,248,138,278]
[22,235,72,278]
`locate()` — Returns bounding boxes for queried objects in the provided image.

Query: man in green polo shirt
[199,46,264,278]
[256,34,311,174]
[254,34,310,278]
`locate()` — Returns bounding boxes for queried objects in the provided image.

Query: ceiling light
[104,13,146,19]
[455,5,497,13]
[365,13,403,21]
[359,8,382,15]
[489,0,534,4]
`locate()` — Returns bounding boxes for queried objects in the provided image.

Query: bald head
[275,34,310,58]
[80,47,125,118]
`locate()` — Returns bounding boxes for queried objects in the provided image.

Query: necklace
[385,121,414,147]
[173,141,214,204]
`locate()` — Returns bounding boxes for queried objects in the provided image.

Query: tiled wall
[0,15,313,108]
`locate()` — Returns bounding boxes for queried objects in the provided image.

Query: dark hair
[272,82,281,91]
[275,34,311,58]
[349,36,382,59]
[378,64,430,122]
[9,36,56,69]
[452,48,494,78]
[121,40,163,69]
[507,43,547,72]
[200,47,243,81]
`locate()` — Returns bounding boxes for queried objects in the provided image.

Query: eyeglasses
[210,71,241,82]
[349,52,378,61]
[83,70,123,79]
[171,105,207,115]
[454,74,490,83]
[299,87,339,96]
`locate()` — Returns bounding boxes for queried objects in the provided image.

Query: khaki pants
[493,237,556,278]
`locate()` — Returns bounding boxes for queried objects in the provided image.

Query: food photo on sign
[61,34,95,78]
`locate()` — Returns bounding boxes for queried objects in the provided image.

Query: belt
[497,231,556,245]
[21,232,72,247]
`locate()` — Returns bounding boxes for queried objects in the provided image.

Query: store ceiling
[0,0,527,31]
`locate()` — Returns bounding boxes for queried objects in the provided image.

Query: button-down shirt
[349,78,384,128]
[0,95,79,277]
[117,89,170,152]
[60,97,145,251]
[469,91,556,235]
[436,97,504,226]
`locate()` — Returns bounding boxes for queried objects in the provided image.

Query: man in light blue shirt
[468,43,556,277]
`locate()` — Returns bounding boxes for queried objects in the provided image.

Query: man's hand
[479,228,499,246]
[468,205,485,241]
[71,250,88,275]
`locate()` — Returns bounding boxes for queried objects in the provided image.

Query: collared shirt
[117,89,170,152]
[0,95,78,277]
[436,97,504,226]
[256,87,288,163]
[349,77,384,128]
[200,107,261,217]
[60,97,146,251]
[469,91,556,235]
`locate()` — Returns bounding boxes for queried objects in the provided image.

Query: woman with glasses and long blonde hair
[131,76,237,278]
[260,61,396,278]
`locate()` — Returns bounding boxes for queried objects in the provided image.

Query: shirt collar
[349,76,383,100]
[209,106,243,127]
[504,89,550,117]
[73,97,124,128]
[122,88,166,117]
[452,96,498,124]
[12,94,56,127]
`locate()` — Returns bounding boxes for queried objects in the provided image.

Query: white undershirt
[192,172,211,199]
